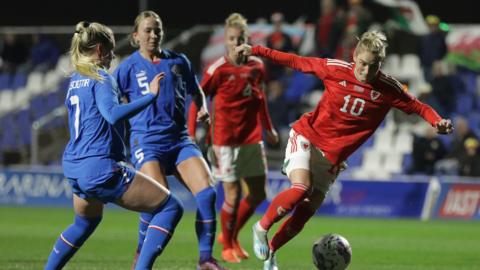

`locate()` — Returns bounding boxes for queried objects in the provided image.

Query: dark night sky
[0,0,477,28]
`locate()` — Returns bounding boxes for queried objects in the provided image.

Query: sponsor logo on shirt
[354,85,364,93]
[228,74,235,81]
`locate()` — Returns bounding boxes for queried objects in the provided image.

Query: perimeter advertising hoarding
[1,169,431,219]
[433,179,480,220]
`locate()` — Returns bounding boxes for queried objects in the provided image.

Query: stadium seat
[373,129,394,153]
[384,152,403,174]
[0,73,12,90]
[455,93,474,116]
[347,147,363,168]
[44,70,62,92]
[467,112,480,131]
[393,130,413,154]
[26,71,45,94]
[54,54,71,76]
[362,149,383,172]
[0,90,15,113]
[399,54,422,82]
[382,54,400,76]
[10,72,27,90]
[16,109,32,146]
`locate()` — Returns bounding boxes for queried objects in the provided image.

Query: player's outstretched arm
[96,73,165,125]
[236,44,321,74]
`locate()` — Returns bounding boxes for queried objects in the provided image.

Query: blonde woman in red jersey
[236,30,453,269]
[188,13,279,264]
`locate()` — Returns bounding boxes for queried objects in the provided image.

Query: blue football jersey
[113,50,201,146]
[62,69,155,179]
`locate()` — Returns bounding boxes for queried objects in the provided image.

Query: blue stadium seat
[16,109,32,146]
[0,113,19,150]
[10,72,27,90]
[455,93,474,116]
[402,153,413,173]
[0,72,12,90]
[347,147,363,168]
[467,112,480,131]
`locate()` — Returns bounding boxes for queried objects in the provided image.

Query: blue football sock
[194,186,217,263]
[44,215,102,270]
[135,194,183,270]
[136,212,153,253]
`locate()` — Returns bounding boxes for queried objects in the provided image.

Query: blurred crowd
[0,33,60,74]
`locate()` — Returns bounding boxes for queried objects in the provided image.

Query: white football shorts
[208,142,267,182]
[282,129,346,194]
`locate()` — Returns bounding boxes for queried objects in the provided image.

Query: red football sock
[259,183,310,231]
[220,201,235,249]
[270,200,317,252]
[232,198,257,240]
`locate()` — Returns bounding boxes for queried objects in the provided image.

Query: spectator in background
[264,12,300,130]
[419,15,448,83]
[315,0,345,58]
[335,0,373,62]
[266,12,294,81]
[431,61,456,115]
[27,34,61,73]
[448,116,478,159]
[346,0,372,37]
[458,138,480,177]
[417,82,445,117]
[0,33,29,73]
[409,123,447,175]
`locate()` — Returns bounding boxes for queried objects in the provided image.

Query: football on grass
[312,233,352,270]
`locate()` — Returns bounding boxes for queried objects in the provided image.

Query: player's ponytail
[70,21,114,81]
[355,30,388,61]
[225,13,248,34]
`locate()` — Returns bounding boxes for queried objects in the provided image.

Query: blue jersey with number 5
[113,50,200,146]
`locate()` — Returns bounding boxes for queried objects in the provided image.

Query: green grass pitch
[0,206,479,269]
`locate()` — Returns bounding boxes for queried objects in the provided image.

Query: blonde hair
[130,10,162,47]
[70,21,114,81]
[225,13,248,34]
[355,30,388,61]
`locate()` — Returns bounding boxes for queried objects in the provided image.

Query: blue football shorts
[130,138,203,175]
[67,162,136,203]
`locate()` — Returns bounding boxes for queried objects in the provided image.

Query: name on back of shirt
[69,79,90,90]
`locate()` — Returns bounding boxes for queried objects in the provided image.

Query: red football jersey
[252,45,442,165]
[188,56,273,145]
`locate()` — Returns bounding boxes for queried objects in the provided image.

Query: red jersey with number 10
[252,45,442,165]
[188,55,273,145]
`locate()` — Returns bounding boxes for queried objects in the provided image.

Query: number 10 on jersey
[340,95,365,116]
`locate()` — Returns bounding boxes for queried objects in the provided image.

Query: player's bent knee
[153,194,184,221]
[73,215,102,245]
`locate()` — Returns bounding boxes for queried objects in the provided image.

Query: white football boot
[252,221,270,260]
[263,251,279,270]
